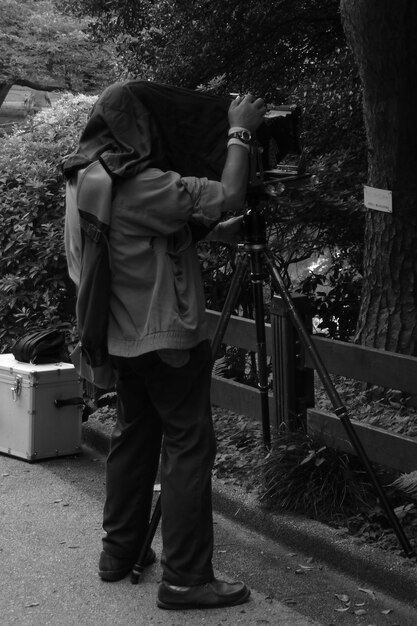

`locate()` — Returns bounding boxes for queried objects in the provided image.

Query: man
[64,82,266,610]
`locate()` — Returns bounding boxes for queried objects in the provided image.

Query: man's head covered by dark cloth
[63,80,232,182]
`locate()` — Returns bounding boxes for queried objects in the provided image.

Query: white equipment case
[0,353,83,461]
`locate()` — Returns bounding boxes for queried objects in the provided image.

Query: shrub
[259,429,375,521]
[0,94,97,352]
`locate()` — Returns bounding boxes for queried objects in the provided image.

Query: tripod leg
[263,247,414,557]
[211,249,248,360]
[247,246,271,450]
[131,494,162,584]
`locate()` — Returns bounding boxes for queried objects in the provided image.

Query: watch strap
[228,130,251,144]
[227,138,250,151]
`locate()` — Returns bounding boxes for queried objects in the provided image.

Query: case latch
[11,375,22,401]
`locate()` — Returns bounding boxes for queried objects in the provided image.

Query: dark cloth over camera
[62,80,231,182]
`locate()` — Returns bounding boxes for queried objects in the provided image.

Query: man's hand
[228,94,266,132]
[207,216,244,245]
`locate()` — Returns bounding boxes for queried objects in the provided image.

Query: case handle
[54,397,84,408]
[11,375,22,401]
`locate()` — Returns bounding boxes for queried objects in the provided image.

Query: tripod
[131,200,414,584]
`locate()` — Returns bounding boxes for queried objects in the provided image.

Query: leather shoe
[157,578,250,610]
[98,548,156,582]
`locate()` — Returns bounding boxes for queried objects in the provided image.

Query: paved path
[1,446,417,625]
[0,448,320,626]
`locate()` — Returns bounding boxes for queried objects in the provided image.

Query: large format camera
[249,104,309,196]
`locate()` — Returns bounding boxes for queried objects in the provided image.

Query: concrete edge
[81,417,417,605]
[211,479,417,604]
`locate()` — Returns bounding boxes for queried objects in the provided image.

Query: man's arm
[221,94,266,212]
[110,94,266,239]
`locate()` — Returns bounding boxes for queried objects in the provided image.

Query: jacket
[65,164,226,362]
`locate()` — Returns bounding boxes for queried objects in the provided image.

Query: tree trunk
[340,0,417,355]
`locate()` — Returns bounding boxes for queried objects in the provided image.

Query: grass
[259,429,374,521]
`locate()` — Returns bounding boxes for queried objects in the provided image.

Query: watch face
[230,130,251,143]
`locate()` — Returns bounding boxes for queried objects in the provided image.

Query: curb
[81,416,417,605]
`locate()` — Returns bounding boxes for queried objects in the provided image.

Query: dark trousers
[102,340,216,586]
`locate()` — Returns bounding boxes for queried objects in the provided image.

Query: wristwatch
[228,129,252,144]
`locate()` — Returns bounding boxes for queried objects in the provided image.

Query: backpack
[68,161,116,389]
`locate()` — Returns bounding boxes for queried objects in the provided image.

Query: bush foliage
[0,95,96,352]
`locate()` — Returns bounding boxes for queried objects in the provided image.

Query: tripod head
[242,206,267,247]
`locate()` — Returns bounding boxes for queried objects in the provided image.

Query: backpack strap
[77,161,113,232]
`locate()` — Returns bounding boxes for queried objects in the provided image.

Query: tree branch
[11,78,67,92]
